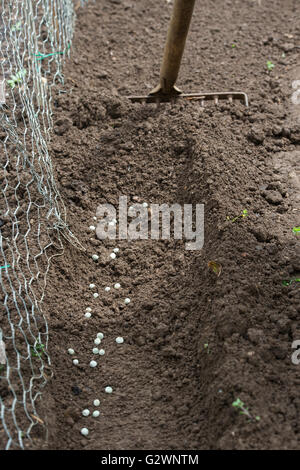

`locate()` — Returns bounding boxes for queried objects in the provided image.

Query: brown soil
[37,0,300,450]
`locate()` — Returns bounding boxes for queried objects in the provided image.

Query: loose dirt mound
[38,0,300,450]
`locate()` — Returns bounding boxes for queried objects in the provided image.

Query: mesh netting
[0,0,85,450]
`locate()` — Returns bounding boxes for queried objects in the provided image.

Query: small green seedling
[266,60,275,71]
[292,226,300,234]
[231,44,236,48]
[31,343,45,358]
[11,22,22,32]
[227,209,248,223]
[7,69,26,89]
[232,398,260,421]
[282,278,300,286]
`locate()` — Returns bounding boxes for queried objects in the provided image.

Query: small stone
[248,126,265,144]
[80,428,89,436]
[264,190,283,205]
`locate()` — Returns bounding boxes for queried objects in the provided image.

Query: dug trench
[34,0,300,450]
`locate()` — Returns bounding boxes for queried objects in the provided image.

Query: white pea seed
[68,348,75,355]
[124,298,130,305]
[84,312,91,318]
[108,221,115,226]
[94,338,101,345]
[89,225,96,231]
[92,410,100,418]
[93,216,97,221]
[105,287,111,292]
[105,386,113,394]
[73,359,79,365]
[92,348,99,354]
[82,409,90,417]
[110,253,116,259]
[93,293,99,298]
[90,360,97,368]
[97,333,104,339]
[81,428,89,436]
[113,248,119,253]
[89,284,96,289]
[114,283,121,289]
[116,337,124,344]
[92,254,99,261]
[93,399,100,407]
[86,307,92,312]
[99,349,105,356]
[142,202,148,208]
[112,218,117,223]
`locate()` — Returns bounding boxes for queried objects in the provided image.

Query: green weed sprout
[232,398,260,421]
[7,69,26,89]
[31,343,45,358]
[292,226,300,234]
[266,60,275,71]
[227,209,248,223]
[11,22,22,32]
[282,278,300,286]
